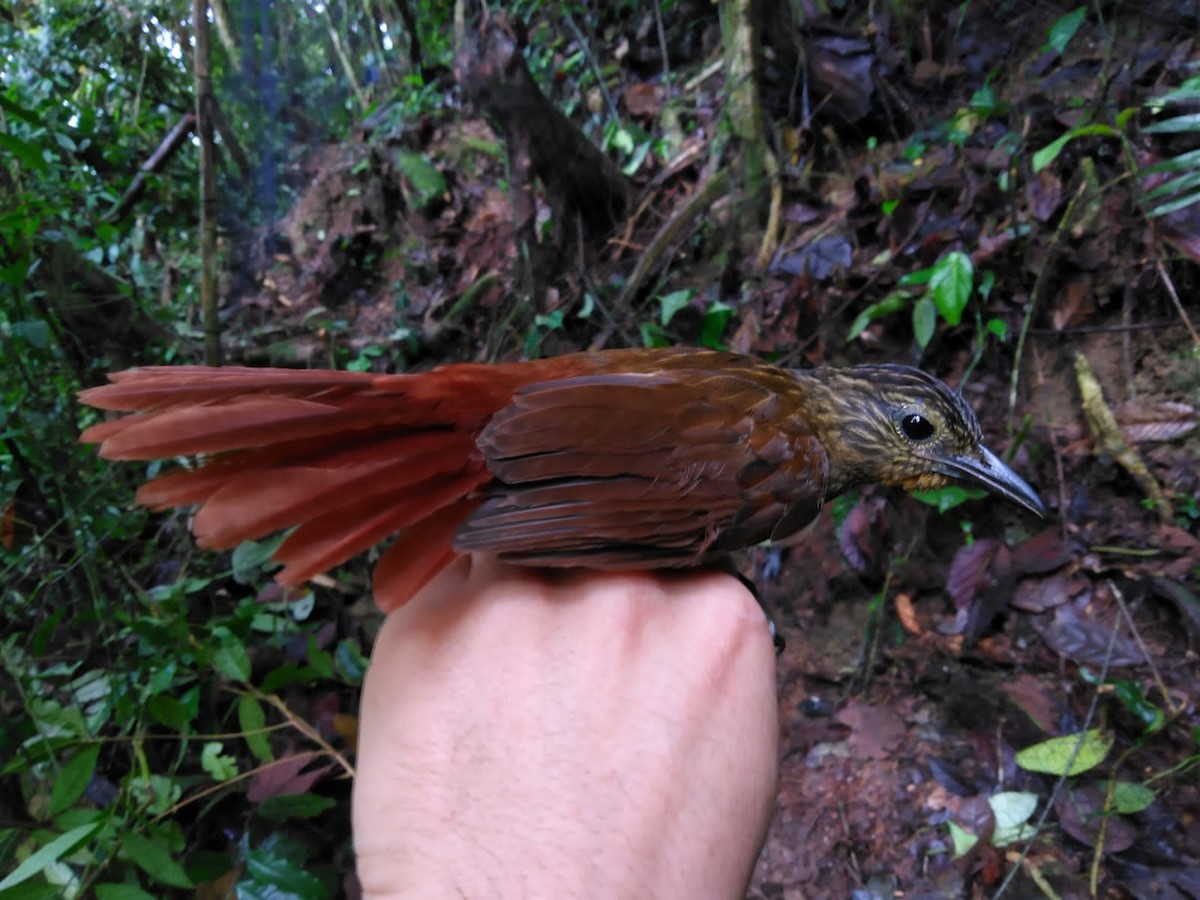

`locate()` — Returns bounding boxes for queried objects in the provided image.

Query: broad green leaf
[912,295,937,349]
[0,133,48,172]
[658,289,694,326]
[239,694,274,762]
[0,823,101,890]
[231,534,285,584]
[212,637,251,684]
[240,842,327,900]
[48,744,101,816]
[699,301,733,349]
[147,695,193,730]
[121,831,194,889]
[1110,781,1156,814]
[989,791,1039,847]
[929,251,973,326]
[1044,7,1086,55]
[1015,729,1112,776]
[947,820,978,858]
[395,151,447,209]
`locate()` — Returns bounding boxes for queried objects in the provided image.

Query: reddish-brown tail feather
[78,365,527,610]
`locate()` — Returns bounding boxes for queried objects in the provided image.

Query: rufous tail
[79,364,542,611]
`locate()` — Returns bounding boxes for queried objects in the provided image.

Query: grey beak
[943,446,1046,517]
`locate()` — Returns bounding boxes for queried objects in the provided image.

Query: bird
[79,347,1045,612]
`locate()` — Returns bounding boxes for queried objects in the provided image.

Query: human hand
[353,556,780,899]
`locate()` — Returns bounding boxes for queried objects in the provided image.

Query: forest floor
[208,3,1200,897]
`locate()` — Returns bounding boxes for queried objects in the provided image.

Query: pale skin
[353,556,781,899]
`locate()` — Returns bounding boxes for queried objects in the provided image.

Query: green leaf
[147,695,194,730]
[201,742,238,781]
[256,792,337,821]
[1044,7,1086,55]
[260,663,322,693]
[897,265,935,287]
[396,151,447,209]
[335,639,369,684]
[640,322,671,348]
[239,694,274,762]
[1143,112,1200,135]
[121,832,193,889]
[1110,781,1156,814]
[929,251,973,326]
[912,295,937,349]
[48,744,100,816]
[1032,124,1121,172]
[1015,729,1112,776]
[989,791,1039,846]
[212,636,251,684]
[94,884,157,900]
[911,484,988,512]
[231,534,285,584]
[0,823,100,891]
[846,291,910,343]
[699,302,733,349]
[947,820,978,859]
[657,289,694,326]
[240,841,327,900]
[0,133,48,172]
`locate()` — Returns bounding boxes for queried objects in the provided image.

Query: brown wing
[454,366,830,566]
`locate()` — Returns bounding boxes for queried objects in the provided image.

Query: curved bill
[943,446,1046,517]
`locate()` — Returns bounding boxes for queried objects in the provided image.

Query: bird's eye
[901,413,936,441]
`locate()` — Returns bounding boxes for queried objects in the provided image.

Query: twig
[1154,256,1200,348]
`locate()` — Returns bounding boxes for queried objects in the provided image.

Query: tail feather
[273,468,490,586]
[372,501,482,613]
[190,433,478,548]
[79,365,512,609]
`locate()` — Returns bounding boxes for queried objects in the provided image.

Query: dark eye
[901,413,936,441]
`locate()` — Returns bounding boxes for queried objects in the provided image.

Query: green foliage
[0,5,385,892]
[1043,7,1087,56]
[847,250,1006,361]
[1016,729,1113,777]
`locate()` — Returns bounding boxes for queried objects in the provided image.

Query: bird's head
[799,364,1045,516]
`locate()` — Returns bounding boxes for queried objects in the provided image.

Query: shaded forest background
[2,0,1199,896]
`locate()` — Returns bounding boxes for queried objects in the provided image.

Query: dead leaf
[1010,571,1084,613]
[247,751,334,803]
[1054,782,1138,854]
[946,539,1001,612]
[1113,399,1197,444]
[1010,528,1075,575]
[623,82,665,118]
[1052,279,1094,331]
[835,702,907,760]
[1033,595,1143,667]
[1000,673,1060,733]
[895,592,921,634]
